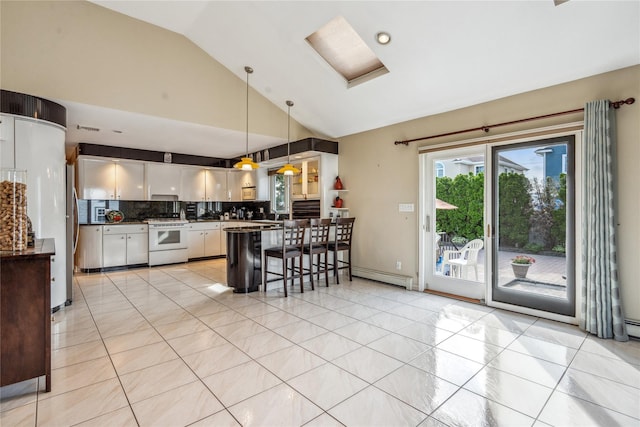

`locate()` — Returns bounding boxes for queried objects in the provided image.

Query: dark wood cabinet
[1,239,54,391]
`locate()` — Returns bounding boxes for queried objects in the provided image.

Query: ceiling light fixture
[234,66,259,171]
[277,100,300,176]
[376,31,391,45]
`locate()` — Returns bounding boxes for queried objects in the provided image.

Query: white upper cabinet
[0,114,15,169]
[206,169,227,201]
[116,161,145,200]
[180,166,207,201]
[77,157,144,200]
[227,170,256,201]
[181,167,227,201]
[147,163,181,199]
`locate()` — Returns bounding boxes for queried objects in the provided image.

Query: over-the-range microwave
[241,186,256,200]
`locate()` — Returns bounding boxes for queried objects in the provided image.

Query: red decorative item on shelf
[334,176,344,190]
[334,196,343,208]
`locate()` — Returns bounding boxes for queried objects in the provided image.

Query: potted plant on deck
[511,255,535,279]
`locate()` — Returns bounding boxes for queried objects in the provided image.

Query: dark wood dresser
[1,238,55,392]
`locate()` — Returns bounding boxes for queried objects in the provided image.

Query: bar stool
[328,217,355,284]
[303,218,332,288]
[263,219,308,297]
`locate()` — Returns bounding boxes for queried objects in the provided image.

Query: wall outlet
[396,261,402,270]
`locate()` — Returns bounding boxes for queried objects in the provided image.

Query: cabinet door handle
[200,232,204,235]
[128,236,131,239]
[121,236,125,239]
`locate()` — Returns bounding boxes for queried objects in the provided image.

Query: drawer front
[103,224,148,235]
[188,222,221,231]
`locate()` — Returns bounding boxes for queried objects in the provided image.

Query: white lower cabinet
[77,226,104,270]
[102,224,148,268]
[187,222,222,259]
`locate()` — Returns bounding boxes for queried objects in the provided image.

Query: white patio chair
[442,239,484,280]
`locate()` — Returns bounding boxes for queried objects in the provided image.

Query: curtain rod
[394,97,635,146]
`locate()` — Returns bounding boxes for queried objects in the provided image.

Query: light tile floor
[1,259,639,426]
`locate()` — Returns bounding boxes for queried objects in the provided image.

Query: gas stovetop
[146,218,189,226]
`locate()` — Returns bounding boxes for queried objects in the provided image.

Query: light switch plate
[399,203,414,212]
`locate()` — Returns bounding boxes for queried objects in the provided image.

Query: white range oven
[147,219,189,266]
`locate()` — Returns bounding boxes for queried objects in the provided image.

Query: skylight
[306,16,389,88]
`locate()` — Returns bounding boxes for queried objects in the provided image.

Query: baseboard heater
[625,320,640,339]
[352,267,413,290]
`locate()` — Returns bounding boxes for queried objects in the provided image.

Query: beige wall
[339,65,640,322]
[0,0,312,141]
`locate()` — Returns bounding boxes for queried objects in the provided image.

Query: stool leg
[308,253,314,290]
[323,252,329,287]
[334,249,340,285]
[298,255,304,293]
[282,258,288,297]
[347,248,352,281]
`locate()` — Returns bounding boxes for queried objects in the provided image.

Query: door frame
[418,122,583,324]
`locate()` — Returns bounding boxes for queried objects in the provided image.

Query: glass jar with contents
[0,169,28,251]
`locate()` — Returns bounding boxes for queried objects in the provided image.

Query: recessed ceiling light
[376,32,391,45]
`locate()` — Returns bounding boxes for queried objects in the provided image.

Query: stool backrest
[309,218,332,246]
[334,217,355,245]
[283,219,307,248]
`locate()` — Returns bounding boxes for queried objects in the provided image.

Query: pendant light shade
[277,100,300,175]
[234,66,259,171]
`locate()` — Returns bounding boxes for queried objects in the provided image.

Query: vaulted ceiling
[65,1,639,157]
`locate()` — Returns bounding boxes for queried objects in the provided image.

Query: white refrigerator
[3,113,69,309]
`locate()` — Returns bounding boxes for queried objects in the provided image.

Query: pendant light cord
[244,66,253,157]
[286,100,294,163]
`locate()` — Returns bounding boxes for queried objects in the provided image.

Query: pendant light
[277,100,300,175]
[234,66,259,171]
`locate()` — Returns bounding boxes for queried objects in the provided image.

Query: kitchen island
[225,223,281,293]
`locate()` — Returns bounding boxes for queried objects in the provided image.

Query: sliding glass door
[420,131,578,318]
[422,147,486,300]
[490,136,575,316]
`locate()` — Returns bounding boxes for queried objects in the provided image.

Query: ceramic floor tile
[51,339,107,369]
[40,356,117,400]
[306,311,358,330]
[430,388,534,426]
[524,320,587,349]
[256,345,326,381]
[0,402,35,427]
[97,316,152,339]
[233,302,281,317]
[189,409,241,426]
[557,368,640,418]
[110,341,179,375]
[0,378,38,413]
[36,378,129,427]
[288,363,368,410]
[199,310,247,328]
[580,336,640,365]
[334,321,391,345]
[167,329,227,357]
[374,364,459,415]
[458,322,521,347]
[183,343,252,378]
[334,303,381,320]
[303,413,345,427]
[73,406,138,426]
[507,334,578,366]
[329,386,427,426]
[234,330,295,358]
[570,350,640,389]
[395,322,453,346]
[202,360,282,407]
[273,320,328,343]
[464,366,553,417]
[408,348,484,386]
[367,333,431,362]
[538,390,640,427]
[332,346,404,383]
[488,348,566,388]
[102,328,164,355]
[214,319,268,342]
[417,416,449,427]
[51,327,101,350]
[436,334,502,364]
[299,332,362,361]
[119,359,197,403]
[363,312,416,332]
[228,383,322,427]
[131,380,223,427]
[473,310,537,333]
[252,310,301,329]
[154,317,210,340]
